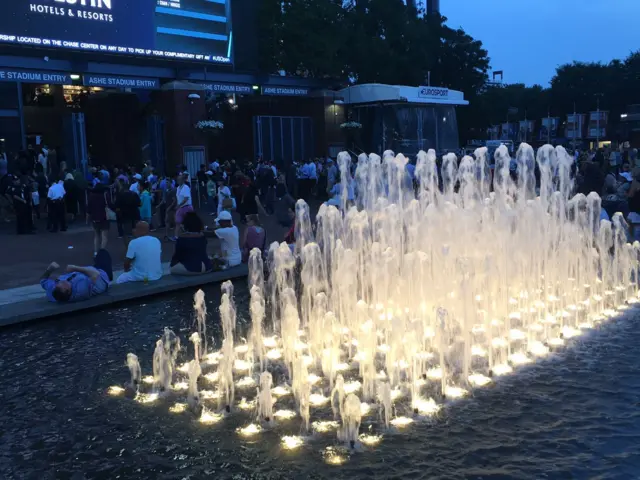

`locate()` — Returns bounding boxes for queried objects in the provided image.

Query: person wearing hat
[213,210,241,268]
[130,173,143,195]
[171,173,194,241]
[205,170,217,215]
[217,185,236,216]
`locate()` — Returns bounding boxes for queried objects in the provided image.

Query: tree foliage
[258,0,490,96]
[465,52,640,140]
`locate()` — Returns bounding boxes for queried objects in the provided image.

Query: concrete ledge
[0,265,248,328]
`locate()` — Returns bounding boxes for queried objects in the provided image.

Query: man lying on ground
[40,249,113,303]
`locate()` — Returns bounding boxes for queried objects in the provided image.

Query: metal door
[254,116,313,165]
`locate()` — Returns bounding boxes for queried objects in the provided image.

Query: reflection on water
[1,282,640,479]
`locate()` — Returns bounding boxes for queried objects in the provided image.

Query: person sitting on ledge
[212,210,242,268]
[170,211,213,275]
[40,249,113,303]
[116,221,163,284]
[241,214,266,263]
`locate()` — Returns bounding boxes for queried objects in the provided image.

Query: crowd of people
[4,141,639,305]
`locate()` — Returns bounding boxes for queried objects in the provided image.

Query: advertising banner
[0,0,233,64]
[261,86,310,96]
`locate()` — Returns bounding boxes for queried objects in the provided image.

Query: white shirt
[125,235,163,281]
[215,226,242,267]
[47,182,65,200]
[177,184,192,207]
[271,165,277,177]
[130,182,140,195]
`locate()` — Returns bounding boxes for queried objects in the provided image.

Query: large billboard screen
[0,0,233,64]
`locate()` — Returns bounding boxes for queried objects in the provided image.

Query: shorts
[175,205,194,224]
[92,220,110,232]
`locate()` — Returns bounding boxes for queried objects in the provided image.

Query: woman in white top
[217,186,236,216]
[172,173,194,241]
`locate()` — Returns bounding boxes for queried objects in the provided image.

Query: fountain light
[236,376,256,388]
[377,343,390,353]
[204,352,221,365]
[309,393,329,406]
[343,381,361,394]
[135,392,158,404]
[273,409,297,420]
[266,348,282,360]
[491,337,507,348]
[390,416,414,427]
[312,420,339,433]
[172,381,188,391]
[376,370,387,380]
[204,372,219,382]
[413,397,441,415]
[360,402,371,415]
[334,362,350,372]
[169,402,187,413]
[263,336,278,348]
[426,367,443,380]
[107,385,125,396]
[281,435,304,450]
[235,344,249,354]
[238,397,256,410]
[492,364,513,376]
[509,352,531,365]
[308,373,322,385]
[603,308,617,317]
[200,390,220,399]
[238,423,262,437]
[468,373,492,387]
[548,338,565,346]
[199,408,223,424]
[177,363,190,373]
[271,385,290,397]
[528,341,549,357]
[560,326,581,339]
[471,345,486,357]
[302,355,314,367]
[444,386,468,398]
[390,388,403,401]
[234,359,251,371]
[509,329,525,340]
[142,375,155,384]
[323,447,346,465]
[359,433,382,446]
[577,322,593,329]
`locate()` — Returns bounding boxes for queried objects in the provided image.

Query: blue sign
[83,74,159,89]
[261,86,310,96]
[0,68,72,84]
[201,82,252,94]
[0,0,232,64]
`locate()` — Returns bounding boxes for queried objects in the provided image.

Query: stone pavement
[0,208,288,291]
[0,264,249,327]
[0,208,289,325]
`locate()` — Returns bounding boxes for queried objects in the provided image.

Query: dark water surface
[2,282,640,480]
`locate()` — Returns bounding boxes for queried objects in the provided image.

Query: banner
[0,68,72,84]
[261,86,310,96]
[418,86,449,100]
[0,0,233,64]
[201,82,252,94]
[83,74,159,89]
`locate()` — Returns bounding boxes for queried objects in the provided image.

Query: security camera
[44,56,49,62]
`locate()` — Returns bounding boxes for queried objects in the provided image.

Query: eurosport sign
[0,0,234,64]
[418,86,449,100]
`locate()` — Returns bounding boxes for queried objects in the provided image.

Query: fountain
[113,144,640,462]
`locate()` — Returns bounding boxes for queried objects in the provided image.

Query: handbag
[104,193,117,221]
